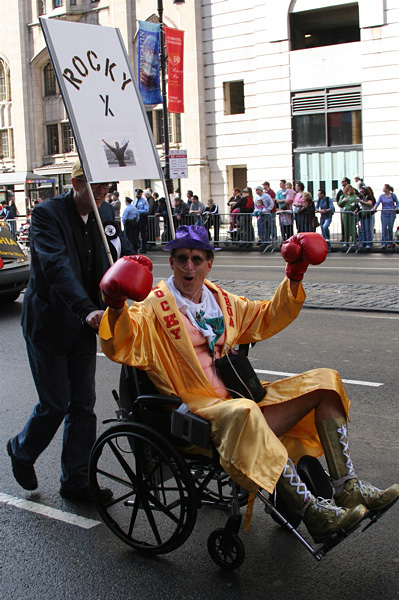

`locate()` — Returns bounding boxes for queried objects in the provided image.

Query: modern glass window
[292,87,362,150]
[290,4,360,51]
[224,80,245,115]
[47,124,59,154]
[327,110,362,146]
[61,122,75,153]
[44,62,57,97]
[293,114,326,148]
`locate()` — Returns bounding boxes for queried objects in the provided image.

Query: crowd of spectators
[221,176,398,251]
[17,177,394,254]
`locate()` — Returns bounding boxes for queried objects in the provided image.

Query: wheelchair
[89,360,383,570]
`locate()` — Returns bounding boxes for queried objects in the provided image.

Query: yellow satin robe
[99,277,350,494]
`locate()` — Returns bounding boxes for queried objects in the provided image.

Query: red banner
[164,26,184,113]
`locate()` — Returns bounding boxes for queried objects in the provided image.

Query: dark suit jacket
[21,190,133,354]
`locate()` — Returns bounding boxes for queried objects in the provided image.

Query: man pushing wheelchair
[99,224,398,544]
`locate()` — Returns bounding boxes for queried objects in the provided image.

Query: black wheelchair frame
[88,363,380,570]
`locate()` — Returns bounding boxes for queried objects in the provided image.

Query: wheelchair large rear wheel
[89,423,197,555]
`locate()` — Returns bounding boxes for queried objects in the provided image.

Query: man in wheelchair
[98,225,398,545]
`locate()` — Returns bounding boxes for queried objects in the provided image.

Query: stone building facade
[0,0,398,213]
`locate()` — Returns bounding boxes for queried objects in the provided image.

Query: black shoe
[60,485,113,503]
[7,439,38,490]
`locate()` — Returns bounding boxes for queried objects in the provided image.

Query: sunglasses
[173,254,206,266]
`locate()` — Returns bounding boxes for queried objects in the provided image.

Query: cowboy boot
[316,418,399,514]
[276,459,367,543]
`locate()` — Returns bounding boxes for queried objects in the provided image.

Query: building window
[290,4,360,51]
[61,122,75,153]
[44,62,57,97]
[224,81,245,115]
[0,130,10,159]
[53,0,63,7]
[38,0,46,15]
[175,113,182,144]
[155,110,163,145]
[0,64,6,102]
[146,110,154,134]
[47,124,59,154]
[0,59,11,102]
[70,0,76,5]
[292,87,362,150]
[153,110,181,145]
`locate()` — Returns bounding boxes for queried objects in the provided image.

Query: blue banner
[138,21,162,105]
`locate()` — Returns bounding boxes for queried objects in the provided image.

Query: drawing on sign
[101,138,136,167]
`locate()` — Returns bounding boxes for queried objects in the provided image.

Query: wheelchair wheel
[207,528,245,570]
[89,423,197,555]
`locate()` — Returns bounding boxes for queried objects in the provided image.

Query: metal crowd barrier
[140,209,398,252]
[7,208,396,253]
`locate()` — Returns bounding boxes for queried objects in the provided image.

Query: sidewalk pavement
[210,279,399,314]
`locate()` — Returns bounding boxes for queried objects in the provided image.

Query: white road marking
[95,355,383,387]
[254,369,383,387]
[0,492,101,529]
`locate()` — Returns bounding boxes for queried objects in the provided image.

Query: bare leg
[262,389,345,437]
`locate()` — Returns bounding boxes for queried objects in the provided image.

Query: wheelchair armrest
[136,395,182,407]
[171,408,212,449]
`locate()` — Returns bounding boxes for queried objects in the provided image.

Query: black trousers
[138,214,148,250]
[125,219,140,251]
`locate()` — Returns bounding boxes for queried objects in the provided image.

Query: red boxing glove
[100,255,153,308]
[281,233,328,281]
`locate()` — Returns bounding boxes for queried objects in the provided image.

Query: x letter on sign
[99,94,114,117]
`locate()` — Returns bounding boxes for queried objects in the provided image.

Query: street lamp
[157,0,185,195]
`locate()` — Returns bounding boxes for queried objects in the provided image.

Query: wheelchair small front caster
[207,528,245,570]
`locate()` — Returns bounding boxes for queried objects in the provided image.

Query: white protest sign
[169,149,188,179]
[40,18,162,183]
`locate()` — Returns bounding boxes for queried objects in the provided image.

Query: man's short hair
[186,190,193,196]
[192,195,199,201]
[318,188,326,195]
[263,181,270,187]
[280,179,286,184]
